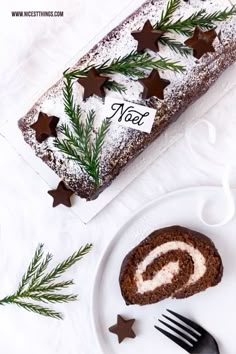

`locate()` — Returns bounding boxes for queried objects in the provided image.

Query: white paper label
[104,97,156,133]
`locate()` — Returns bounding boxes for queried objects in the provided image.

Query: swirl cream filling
[135,241,206,294]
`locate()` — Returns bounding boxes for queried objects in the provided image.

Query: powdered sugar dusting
[18,0,236,199]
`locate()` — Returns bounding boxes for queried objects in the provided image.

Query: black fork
[155,310,220,354]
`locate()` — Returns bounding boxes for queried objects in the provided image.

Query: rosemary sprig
[16,243,45,294]
[65,51,185,82]
[155,2,236,36]
[105,80,127,93]
[154,1,236,55]
[55,76,110,186]
[0,243,92,319]
[158,0,181,28]
[99,51,185,76]
[159,36,192,57]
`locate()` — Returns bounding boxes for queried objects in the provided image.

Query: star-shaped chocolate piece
[109,315,136,343]
[131,20,164,53]
[184,26,217,59]
[78,68,109,99]
[48,181,74,208]
[30,112,59,143]
[139,69,170,100]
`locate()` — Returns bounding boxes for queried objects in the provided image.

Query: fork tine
[167,310,204,334]
[162,315,200,339]
[155,325,192,353]
[158,319,196,345]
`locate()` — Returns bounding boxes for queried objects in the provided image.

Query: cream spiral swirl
[119,226,223,305]
[135,241,206,294]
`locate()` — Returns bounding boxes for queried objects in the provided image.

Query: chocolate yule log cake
[18,0,236,201]
[119,226,223,305]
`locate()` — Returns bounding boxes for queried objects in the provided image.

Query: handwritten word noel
[104,97,156,133]
[107,103,149,126]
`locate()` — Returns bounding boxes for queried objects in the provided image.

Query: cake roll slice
[119,226,223,305]
[18,0,236,200]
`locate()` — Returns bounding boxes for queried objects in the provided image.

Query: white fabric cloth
[0,0,236,353]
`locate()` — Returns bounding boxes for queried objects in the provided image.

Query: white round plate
[92,186,236,354]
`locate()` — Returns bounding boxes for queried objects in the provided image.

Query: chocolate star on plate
[109,315,136,343]
[131,20,164,52]
[48,181,74,208]
[78,68,109,100]
[139,69,170,100]
[30,112,59,143]
[185,26,217,59]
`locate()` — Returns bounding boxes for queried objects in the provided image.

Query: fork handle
[192,339,220,354]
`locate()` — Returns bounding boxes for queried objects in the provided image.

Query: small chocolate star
[31,112,59,143]
[48,181,74,208]
[131,20,164,53]
[139,69,170,100]
[78,68,109,99]
[109,315,136,343]
[184,26,217,59]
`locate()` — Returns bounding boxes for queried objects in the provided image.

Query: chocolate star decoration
[139,69,170,100]
[30,112,59,143]
[184,26,217,59]
[78,68,109,100]
[109,315,136,343]
[131,20,164,53]
[48,181,74,208]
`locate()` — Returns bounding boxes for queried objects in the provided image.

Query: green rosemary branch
[33,244,93,287]
[0,243,92,319]
[92,118,111,174]
[64,67,89,81]
[16,243,44,295]
[99,51,185,76]
[55,76,110,186]
[33,280,74,293]
[155,3,236,36]
[159,36,192,57]
[153,0,236,55]
[14,301,63,320]
[105,80,127,93]
[28,252,53,289]
[65,51,185,82]
[158,0,181,28]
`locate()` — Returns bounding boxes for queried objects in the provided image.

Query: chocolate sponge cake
[18,0,236,200]
[119,226,223,305]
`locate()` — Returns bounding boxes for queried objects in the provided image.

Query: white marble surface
[0,0,236,353]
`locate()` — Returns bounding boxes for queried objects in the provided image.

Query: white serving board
[2,63,236,223]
